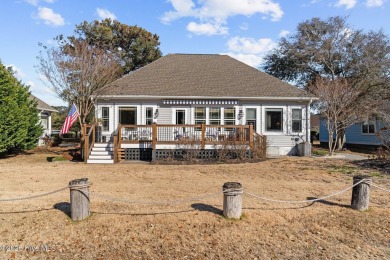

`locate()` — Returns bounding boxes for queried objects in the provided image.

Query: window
[362,121,375,134]
[40,118,48,130]
[246,108,256,131]
[292,109,302,132]
[40,112,49,130]
[209,108,221,125]
[266,109,283,131]
[119,107,137,125]
[224,107,236,125]
[145,107,153,125]
[194,107,206,125]
[102,107,110,131]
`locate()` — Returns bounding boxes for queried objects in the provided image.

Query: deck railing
[117,123,254,150]
[82,124,96,162]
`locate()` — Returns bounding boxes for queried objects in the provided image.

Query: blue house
[319,119,388,148]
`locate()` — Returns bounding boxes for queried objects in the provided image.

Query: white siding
[157,107,172,124]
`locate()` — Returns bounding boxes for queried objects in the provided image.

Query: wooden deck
[83,123,266,163]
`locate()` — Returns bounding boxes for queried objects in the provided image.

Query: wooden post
[351,176,371,211]
[113,135,118,163]
[152,123,157,150]
[222,182,243,219]
[69,178,91,221]
[201,124,205,149]
[83,128,89,163]
[249,124,254,149]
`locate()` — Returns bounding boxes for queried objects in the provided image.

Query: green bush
[0,62,42,154]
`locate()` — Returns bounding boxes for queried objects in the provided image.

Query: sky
[0,0,388,106]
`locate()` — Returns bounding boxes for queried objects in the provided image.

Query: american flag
[60,103,79,135]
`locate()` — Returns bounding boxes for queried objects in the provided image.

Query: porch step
[87,159,114,164]
[90,150,114,155]
[94,142,113,148]
[87,142,114,164]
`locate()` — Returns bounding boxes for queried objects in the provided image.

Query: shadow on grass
[351,159,389,175]
[191,203,223,215]
[0,208,54,214]
[306,197,350,208]
[53,202,71,217]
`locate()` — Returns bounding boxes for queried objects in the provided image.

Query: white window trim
[290,106,305,135]
[361,121,376,135]
[142,105,158,125]
[191,106,239,125]
[242,106,260,133]
[116,104,141,126]
[262,106,286,135]
[172,107,188,124]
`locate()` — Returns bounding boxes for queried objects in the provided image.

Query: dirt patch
[0,150,389,259]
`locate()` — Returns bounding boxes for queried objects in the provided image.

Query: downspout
[306,99,312,142]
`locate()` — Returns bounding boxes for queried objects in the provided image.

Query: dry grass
[0,147,389,259]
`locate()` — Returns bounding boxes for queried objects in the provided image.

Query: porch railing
[117,124,254,150]
[82,124,96,162]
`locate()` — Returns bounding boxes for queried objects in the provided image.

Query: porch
[82,124,266,163]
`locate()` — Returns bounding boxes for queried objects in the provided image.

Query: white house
[89,54,316,163]
[30,95,58,146]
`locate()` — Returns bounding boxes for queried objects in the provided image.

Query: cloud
[35,7,65,26]
[335,0,357,9]
[222,52,264,68]
[365,0,385,7]
[187,21,228,35]
[240,23,249,30]
[223,36,277,68]
[24,0,55,6]
[279,29,290,38]
[96,8,117,20]
[227,36,277,54]
[6,64,26,79]
[162,0,284,36]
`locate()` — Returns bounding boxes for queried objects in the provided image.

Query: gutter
[97,95,318,102]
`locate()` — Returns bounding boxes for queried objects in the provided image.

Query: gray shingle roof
[30,94,58,112]
[101,54,314,99]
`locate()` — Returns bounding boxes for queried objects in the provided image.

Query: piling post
[69,178,91,221]
[222,182,243,219]
[351,175,372,211]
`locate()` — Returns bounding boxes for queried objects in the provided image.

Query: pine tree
[0,61,42,154]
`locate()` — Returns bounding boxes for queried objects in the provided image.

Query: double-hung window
[194,107,206,125]
[224,107,236,126]
[209,108,221,125]
[102,107,109,131]
[292,109,302,133]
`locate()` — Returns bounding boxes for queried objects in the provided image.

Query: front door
[174,109,187,125]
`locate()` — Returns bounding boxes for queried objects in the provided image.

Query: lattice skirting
[123,148,253,161]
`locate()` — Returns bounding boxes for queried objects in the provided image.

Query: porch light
[238,109,244,120]
[154,109,159,119]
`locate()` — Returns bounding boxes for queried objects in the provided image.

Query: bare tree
[37,39,121,125]
[309,77,382,155]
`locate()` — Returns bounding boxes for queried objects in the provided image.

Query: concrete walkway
[319,153,369,160]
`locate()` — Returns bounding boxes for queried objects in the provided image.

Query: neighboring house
[30,94,58,146]
[319,102,390,148]
[89,54,315,163]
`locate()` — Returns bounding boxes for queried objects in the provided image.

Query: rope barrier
[371,183,390,193]
[0,187,68,202]
[92,191,221,205]
[244,179,367,204]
